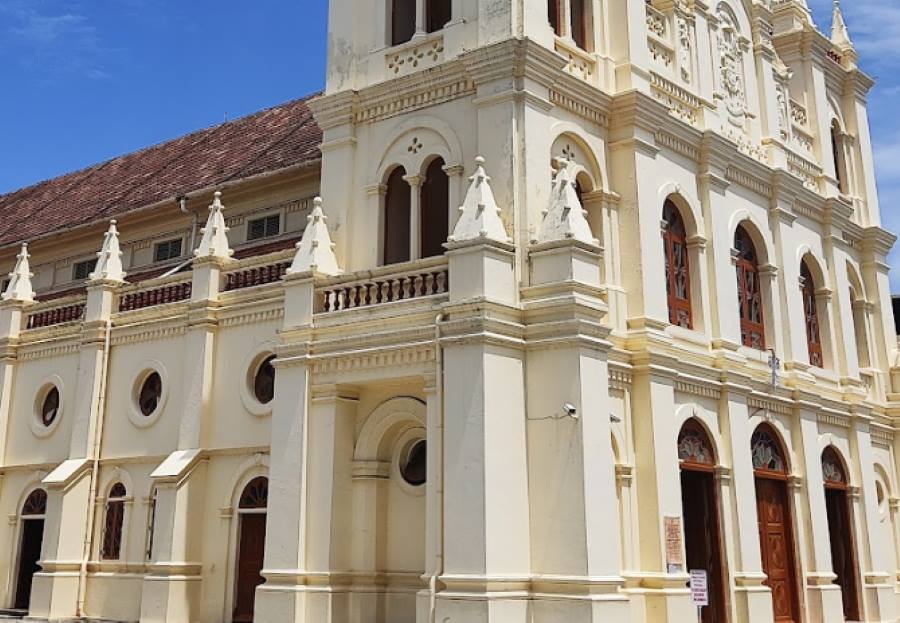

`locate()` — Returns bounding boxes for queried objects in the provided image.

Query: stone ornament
[537,158,597,245]
[716,5,746,119]
[3,242,35,303]
[194,191,234,260]
[90,220,127,283]
[447,156,511,244]
[288,197,342,275]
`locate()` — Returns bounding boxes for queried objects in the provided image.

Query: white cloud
[0,1,109,80]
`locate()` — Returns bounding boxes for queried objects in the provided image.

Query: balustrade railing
[118,276,193,312]
[26,297,86,329]
[223,250,294,292]
[317,260,449,313]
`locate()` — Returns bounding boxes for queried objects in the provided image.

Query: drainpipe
[429,313,445,623]
[159,195,199,278]
[76,317,113,616]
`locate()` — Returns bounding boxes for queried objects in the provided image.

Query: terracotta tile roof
[0,95,322,250]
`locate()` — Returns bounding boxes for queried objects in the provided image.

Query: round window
[139,372,163,417]
[400,439,427,487]
[253,355,276,404]
[41,387,60,427]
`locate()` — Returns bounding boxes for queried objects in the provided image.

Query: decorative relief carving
[677,17,693,82]
[386,37,444,77]
[354,78,474,124]
[651,72,700,126]
[716,6,746,119]
[549,90,608,127]
[646,5,668,38]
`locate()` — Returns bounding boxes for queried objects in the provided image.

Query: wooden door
[14,519,44,611]
[756,477,800,623]
[825,487,860,620]
[233,513,267,623]
[681,470,727,623]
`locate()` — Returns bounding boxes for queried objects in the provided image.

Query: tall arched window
[547,0,589,49]
[426,0,451,33]
[850,286,871,369]
[801,261,823,368]
[384,167,411,265]
[102,483,127,560]
[421,158,449,258]
[735,225,765,349]
[570,0,588,49]
[831,120,849,195]
[663,201,693,329]
[392,0,416,45]
[548,0,562,35]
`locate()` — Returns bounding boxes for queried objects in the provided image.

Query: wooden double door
[681,469,727,623]
[755,476,800,623]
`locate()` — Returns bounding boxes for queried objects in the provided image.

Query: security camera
[563,403,578,417]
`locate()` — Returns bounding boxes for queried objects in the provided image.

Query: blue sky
[0,1,897,290]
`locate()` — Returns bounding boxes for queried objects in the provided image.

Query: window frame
[800,262,824,368]
[246,213,282,242]
[735,226,766,350]
[662,201,693,330]
[153,237,184,263]
[101,483,128,561]
[72,258,98,281]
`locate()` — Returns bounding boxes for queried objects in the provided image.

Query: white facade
[0,0,898,622]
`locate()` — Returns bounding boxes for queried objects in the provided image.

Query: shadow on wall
[893,296,900,335]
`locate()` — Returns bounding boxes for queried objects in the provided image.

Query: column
[848,412,895,620]
[795,405,843,622]
[255,273,315,623]
[406,174,424,261]
[443,164,465,236]
[629,362,694,623]
[32,279,118,621]
[417,374,443,621]
[719,386,772,623]
[140,254,225,623]
[302,385,359,621]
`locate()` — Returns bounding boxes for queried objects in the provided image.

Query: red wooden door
[233,513,267,623]
[14,519,44,611]
[756,477,799,623]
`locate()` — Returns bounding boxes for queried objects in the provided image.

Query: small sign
[690,570,709,607]
[664,516,684,572]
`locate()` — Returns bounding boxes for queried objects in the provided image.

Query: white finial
[3,243,35,303]
[447,157,511,245]
[288,197,342,276]
[89,220,126,283]
[831,0,853,50]
[536,159,598,245]
[194,191,233,260]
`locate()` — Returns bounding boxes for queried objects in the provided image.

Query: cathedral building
[0,0,897,622]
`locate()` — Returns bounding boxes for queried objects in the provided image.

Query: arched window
[547,0,589,49]
[663,201,693,329]
[421,158,449,258]
[677,419,715,468]
[548,0,562,35]
[750,425,787,475]
[239,477,269,510]
[384,167,411,265]
[22,489,47,516]
[426,0,451,33]
[735,225,765,350]
[850,286,871,369]
[102,483,127,560]
[831,120,849,195]
[822,447,847,488]
[145,487,158,561]
[570,0,588,49]
[392,0,416,45]
[801,261,823,368]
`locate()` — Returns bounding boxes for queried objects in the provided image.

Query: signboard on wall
[663,516,683,573]
[690,570,709,607]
